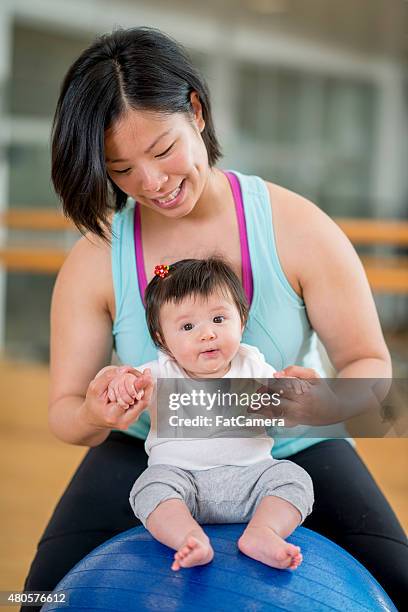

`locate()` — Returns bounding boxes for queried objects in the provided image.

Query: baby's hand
[107,370,145,409]
[275,366,320,379]
[274,366,320,395]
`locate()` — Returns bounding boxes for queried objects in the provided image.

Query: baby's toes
[273,550,291,568]
[178,546,190,559]
[287,544,301,559]
[185,536,199,549]
[289,552,303,570]
[277,544,300,567]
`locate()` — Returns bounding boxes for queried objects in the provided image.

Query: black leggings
[23,436,408,610]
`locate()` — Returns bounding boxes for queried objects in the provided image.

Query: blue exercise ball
[43,524,396,611]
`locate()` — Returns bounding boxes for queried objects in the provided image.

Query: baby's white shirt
[136,343,276,470]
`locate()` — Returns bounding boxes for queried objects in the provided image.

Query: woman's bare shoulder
[55,232,114,315]
[265,181,347,243]
[62,233,110,277]
[264,181,355,295]
[266,181,325,223]
[68,231,110,258]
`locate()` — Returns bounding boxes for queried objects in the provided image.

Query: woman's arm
[263,184,392,426]
[268,183,392,380]
[48,234,152,446]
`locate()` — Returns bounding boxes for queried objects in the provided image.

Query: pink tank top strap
[133,203,148,304]
[133,171,253,306]
[223,171,254,305]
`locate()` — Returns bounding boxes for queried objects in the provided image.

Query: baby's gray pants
[129,458,314,527]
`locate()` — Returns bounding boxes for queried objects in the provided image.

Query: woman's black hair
[145,257,249,352]
[51,27,222,239]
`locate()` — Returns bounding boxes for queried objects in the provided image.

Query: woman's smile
[149,179,186,209]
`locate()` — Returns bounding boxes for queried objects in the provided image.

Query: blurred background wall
[0,0,407,597]
[0,0,407,365]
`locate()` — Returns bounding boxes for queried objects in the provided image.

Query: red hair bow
[154,264,170,279]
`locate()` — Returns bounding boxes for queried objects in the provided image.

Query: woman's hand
[79,365,154,432]
[256,366,341,428]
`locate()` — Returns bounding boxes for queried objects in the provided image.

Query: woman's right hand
[79,365,154,432]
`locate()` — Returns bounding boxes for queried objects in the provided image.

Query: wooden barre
[0,209,73,231]
[1,210,408,244]
[0,211,407,292]
[0,247,67,273]
[0,248,407,292]
[335,218,408,246]
[360,257,408,294]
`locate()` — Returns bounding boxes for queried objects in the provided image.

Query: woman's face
[104,94,209,218]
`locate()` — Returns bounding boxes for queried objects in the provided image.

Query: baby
[103,258,314,572]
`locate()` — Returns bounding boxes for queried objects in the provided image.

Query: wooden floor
[1,359,407,599]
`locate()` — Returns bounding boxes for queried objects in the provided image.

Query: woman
[23,27,407,609]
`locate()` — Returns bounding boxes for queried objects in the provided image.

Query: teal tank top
[111,171,329,458]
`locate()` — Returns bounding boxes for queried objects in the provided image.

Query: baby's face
[159,290,243,378]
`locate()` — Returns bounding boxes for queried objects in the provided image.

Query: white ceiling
[129,0,408,60]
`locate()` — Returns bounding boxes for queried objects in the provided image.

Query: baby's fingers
[116,378,135,406]
[133,370,153,397]
[278,366,320,380]
[287,378,310,395]
[124,373,138,399]
[299,380,311,393]
[107,385,117,403]
[291,379,304,395]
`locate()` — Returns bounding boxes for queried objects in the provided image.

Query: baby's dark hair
[145,257,249,351]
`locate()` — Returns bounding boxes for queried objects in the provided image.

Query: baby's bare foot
[171,533,214,571]
[238,526,302,570]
